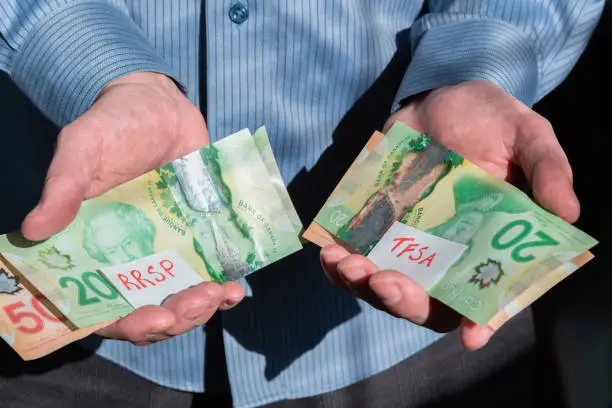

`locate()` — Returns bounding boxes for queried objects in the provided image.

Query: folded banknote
[304,122,597,329]
[0,256,114,360]
[0,127,302,359]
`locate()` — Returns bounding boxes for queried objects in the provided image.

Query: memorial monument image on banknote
[162,140,260,282]
[304,122,598,329]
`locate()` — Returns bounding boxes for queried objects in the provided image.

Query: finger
[218,281,247,311]
[96,305,177,345]
[459,317,494,351]
[368,271,431,325]
[531,156,580,223]
[336,253,380,285]
[22,126,96,240]
[368,272,462,332]
[324,249,392,310]
[336,254,382,302]
[160,282,225,335]
[320,244,352,290]
[337,260,462,332]
[516,117,580,223]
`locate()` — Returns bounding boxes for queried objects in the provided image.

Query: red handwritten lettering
[160,259,175,277]
[392,237,414,252]
[408,246,428,261]
[130,269,157,288]
[391,237,437,268]
[118,274,141,291]
[398,243,419,258]
[419,253,436,267]
[115,258,179,293]
[147,265,167,283]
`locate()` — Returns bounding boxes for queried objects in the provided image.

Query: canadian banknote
[304,122,597,327]
[0,256,113,360]
[0,127,302,334]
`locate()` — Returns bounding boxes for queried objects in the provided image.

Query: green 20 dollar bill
[304,122,597,328]
[0,127,302,329]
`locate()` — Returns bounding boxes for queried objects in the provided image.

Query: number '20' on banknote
[304,122,598,327]
[0,127,303,329]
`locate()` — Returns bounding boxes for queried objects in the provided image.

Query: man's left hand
[321,80,579,350]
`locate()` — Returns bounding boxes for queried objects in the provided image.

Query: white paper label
[367,222,468,291]
[100,249,204,309]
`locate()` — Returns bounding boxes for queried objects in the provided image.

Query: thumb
[516,117,580,224]
[22,127,95,241]
[530,154,580,224]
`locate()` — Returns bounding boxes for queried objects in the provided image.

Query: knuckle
[520,112,554,136]
[183,101,203,118]
[180,101,207,127]
[339,253,365,266]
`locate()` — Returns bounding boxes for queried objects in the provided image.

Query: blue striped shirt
[0,1,604,407]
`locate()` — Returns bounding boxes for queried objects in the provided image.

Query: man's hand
[321,80,579,350]
[22,72,245,345]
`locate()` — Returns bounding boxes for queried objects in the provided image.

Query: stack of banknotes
[0,127,303,360]
[303,122,598,329]
[0,122,598,361]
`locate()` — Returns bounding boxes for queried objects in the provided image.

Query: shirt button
[228,2,249,25]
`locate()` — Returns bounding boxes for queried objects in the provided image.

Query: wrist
[397,89,431,111]
[100,72,181,97]
[9,2,181,127]
[392,19,538,111]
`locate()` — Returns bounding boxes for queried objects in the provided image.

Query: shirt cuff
[9,2,181,127]
[393,19,539,111]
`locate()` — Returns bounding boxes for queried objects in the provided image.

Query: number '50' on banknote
[0,127,303,332]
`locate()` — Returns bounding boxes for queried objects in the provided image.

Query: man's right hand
[21,72,245,345]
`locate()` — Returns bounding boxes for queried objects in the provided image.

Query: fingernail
[320,251,343,267]
[370,278,402,306]
[147,332,167,342]
[220,297,241,310]
[320,247,341,260]
[320,247,334,258]
[220,301,235,311]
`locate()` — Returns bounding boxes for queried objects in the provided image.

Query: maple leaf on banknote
[305,122,598,327]
[469,259,504,289]
[38,247,74,270]
[155,167,186,218]
[0,268,21,294]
